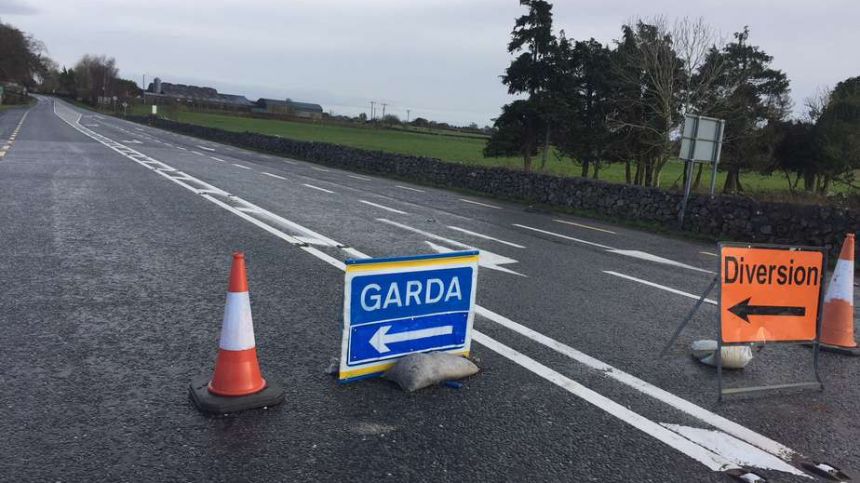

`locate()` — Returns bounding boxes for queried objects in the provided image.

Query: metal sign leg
[660,277,718,356]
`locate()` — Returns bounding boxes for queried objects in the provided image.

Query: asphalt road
[1,97,858,482]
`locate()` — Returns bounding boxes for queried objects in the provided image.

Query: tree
[697,27,791,192]
[73,54,119,105]
[772,120,817,192]
[484,99,544,168]
[813,76,860,192]
[553,35,614,178]
[0,20,50,88]
[486,0,557,171]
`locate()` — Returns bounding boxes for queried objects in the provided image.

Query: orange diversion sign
[720,245,824,343]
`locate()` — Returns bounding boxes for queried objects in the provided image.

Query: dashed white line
[209,156,226,162]
[396,185,425,193]
[348,174,371,181]
[176,146,188,151]
[513,223,613,250]
[196,145,216,151]
[603,271,717,304]
[233,164,251,170]
[303,183,334,194]
[554,219,617,235]
[191,150,205,156]
[447,226,525,249]
[311,166,331,172]
[460,198,501,209]
[700,251,718,257]
[263,172,286,180]
[359,200,408,215]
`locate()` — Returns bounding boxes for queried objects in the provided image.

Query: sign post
[677,114,725,228]
[717,243,826,399]
[338,251,479,382]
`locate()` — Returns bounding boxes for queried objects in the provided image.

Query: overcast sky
[2,0,857,125]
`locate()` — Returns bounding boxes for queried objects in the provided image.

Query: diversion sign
[338,251,479,382]
[720,244,825,343]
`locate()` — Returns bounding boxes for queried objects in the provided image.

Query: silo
[153,77,162,94]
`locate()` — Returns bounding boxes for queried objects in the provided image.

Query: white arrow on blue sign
[338,250,479,382]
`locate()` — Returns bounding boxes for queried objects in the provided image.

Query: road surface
[1,97,857,482]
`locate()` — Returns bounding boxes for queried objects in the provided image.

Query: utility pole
[370,101,375,120]
[381,103,387,120]
[142,74,146,92]
[406,109,410,123]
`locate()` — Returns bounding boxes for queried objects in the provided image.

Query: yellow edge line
[346,255,479,273]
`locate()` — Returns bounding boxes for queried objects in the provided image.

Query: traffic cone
[189,252,285,413]
[819,234,860,356]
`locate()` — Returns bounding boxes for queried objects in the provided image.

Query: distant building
[255,98,323,120]
[144,79,255,110]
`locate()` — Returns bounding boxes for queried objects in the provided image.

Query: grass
[121,104,850,196]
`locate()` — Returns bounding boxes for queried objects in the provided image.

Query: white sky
[2,0,857,125]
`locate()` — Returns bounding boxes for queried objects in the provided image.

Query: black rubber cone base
[189,376,285,414]
[820,343,860,356]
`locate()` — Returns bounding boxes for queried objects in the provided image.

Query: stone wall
[129,116,859,260]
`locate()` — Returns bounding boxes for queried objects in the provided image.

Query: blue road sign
[338,250,479,382]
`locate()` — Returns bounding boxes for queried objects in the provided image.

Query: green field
[125,104,829,195]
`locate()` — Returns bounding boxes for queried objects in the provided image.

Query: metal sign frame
[338,250,479,382]
[715,242,826,400]
[677,114,726,228]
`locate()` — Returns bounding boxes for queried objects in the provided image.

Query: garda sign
[338,250,479,382]
[720,244,825,344]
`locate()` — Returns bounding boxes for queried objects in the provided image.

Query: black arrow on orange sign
[728,297,806,323]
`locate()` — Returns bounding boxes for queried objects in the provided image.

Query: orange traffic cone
[189,252,285,413]
[819,234,860,356]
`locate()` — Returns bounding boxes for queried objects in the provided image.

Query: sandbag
[385,352,479,392]
[691,339,753,369]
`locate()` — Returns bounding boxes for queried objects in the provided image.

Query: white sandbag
[385,352,479,392]
[691,339,753,369]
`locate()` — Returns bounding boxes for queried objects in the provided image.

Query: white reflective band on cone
[824,259,853,303]
[219,291,256,350]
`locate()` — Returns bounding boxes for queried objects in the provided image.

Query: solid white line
[348,174,371,181]
[233,164,251,170]
[311,166,330,172]
[396,185,425,192]
[196,145,215,151]
[191,150,205,156]
[460,198,501,209]
[554,219,616,235]
[472,332,737,472]
[447,226,525,249]
[603,271,717,305]
[700,251,718,257]
[359,200,408,215]
[263,172,286,180]
[303,183,334,194]
[513,223,613,250]
[209,156,226,162]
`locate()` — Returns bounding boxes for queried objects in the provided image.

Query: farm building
[144,78,255,110]
[255,98,323,120]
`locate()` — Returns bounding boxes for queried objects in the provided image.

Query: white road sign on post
[677,114,725,227]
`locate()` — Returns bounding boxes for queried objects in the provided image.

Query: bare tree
[803,86,832,123]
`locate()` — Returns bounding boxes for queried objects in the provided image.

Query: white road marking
[176,146,187,151]
[378,218,524,277]
[396,185,424,193]
[196,145,215,151]
[460,198,501,209]
[513,223,613,250]
[209,156,226,162]
[51,98,812,477]
[191,150,205,156]
[603,271,717,305]
[359,200,408,215]
[164,143,174,147]
[303,183,334,194]
[348,174,371,181]
[233,164,251,170]
[263,172,286,180]
[608,249,713,274]
[700,251,718,257]
[473,332,738,472]
[311,166,331,172]
[554,219,616,235]
[447,226,525,249]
